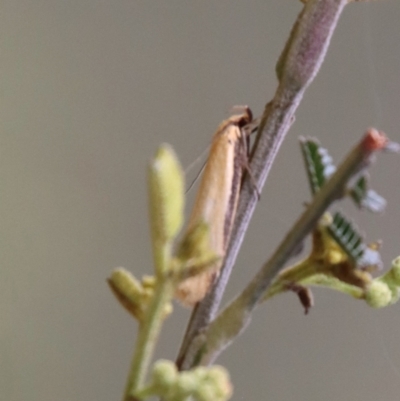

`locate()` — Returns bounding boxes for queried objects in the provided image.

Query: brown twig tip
[362,129,400,154]
[362,129,389,151]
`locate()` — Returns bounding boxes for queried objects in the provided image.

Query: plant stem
[263,261,365,301]
[263,259,317,300]
[301,274,364,299]
[123,246,174,401]
[180,129,387,368]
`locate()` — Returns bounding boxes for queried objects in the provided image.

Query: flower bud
[148,144,184,246]
[151,360,178,392]
[365,281,392,308]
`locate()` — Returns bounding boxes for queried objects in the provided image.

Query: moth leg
[239,132,261,200]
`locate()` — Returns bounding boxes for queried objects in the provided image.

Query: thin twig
[176,0,351,369]
[181,129,390,368]
[123,278,174,401]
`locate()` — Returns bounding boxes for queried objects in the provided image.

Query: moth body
[176,108,253,306]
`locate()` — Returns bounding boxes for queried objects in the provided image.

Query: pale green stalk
[122,244,174,401]
[264,259,364,301]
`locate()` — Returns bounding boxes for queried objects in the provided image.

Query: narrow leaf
[328,212,366,262]
[327,211,383,270]
[300,137,336,195]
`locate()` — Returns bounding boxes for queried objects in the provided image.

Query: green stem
[123,245,174,401]
[264,258,365,301]
[302,274,364,299]
[264,259,316,300]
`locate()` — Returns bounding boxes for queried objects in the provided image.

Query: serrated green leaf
[328,212,366,262]
[300,137,336,196]
[349,175,386,213]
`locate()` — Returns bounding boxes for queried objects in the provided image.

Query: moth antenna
[241,150,261,199]
[184,144,210,175]
[185,159,207,194]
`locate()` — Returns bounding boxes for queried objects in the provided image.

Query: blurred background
[2,1,400,400]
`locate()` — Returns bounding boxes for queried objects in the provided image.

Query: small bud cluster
[135,360,232,401]
[108,268,172,322]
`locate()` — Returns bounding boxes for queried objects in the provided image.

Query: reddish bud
[362,129,388,152]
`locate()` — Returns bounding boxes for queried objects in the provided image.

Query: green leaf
[328,211,365,262]
[327,211,382,269]
[300,137,336,195]
[349,175,386,213]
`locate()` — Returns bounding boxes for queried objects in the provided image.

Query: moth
[175,106,255,306]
